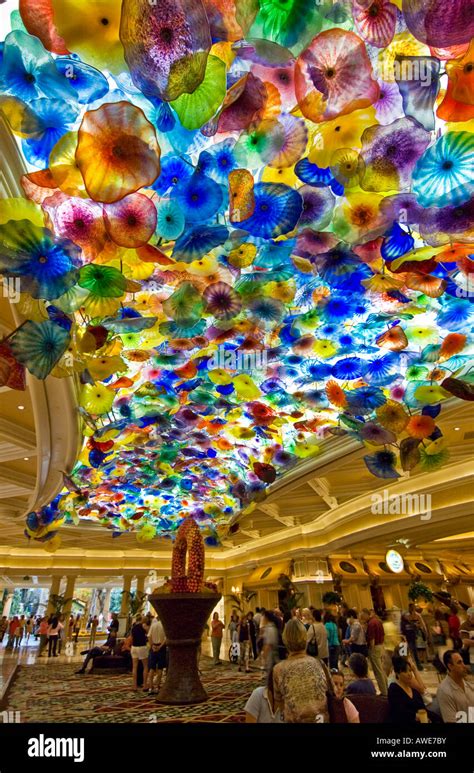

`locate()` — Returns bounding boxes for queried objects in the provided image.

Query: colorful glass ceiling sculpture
[0,0,473,551]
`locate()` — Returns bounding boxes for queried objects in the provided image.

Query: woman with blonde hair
[273,618,329,723]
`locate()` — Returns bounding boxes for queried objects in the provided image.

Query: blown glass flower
[50,0,125,72]
[360,117,431,192]
[10,319,71,380]
[76,102,161,203]
[120,0,212,102]
[352,0,397,48]
[0,219,80,300]
[0,30,76,102]
[238,182,303,238]
[412,131,474,207]
[295,29,380,122]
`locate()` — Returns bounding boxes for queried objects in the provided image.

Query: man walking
[364,608,388,696]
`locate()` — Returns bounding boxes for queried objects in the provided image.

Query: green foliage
[408,581,433,602]
[121,590,147,616]
[227,591,257,613]
[278,574,305,611]
[48,593,72,615]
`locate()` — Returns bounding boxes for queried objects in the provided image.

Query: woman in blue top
[324,613,341,671]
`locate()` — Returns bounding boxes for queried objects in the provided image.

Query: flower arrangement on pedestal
[148,517,221,704]
[155,517,217,595]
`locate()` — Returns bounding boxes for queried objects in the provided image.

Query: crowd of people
[240,602,474,724]
[2,599,473,723]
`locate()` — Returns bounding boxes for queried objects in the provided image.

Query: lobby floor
[0,636,444,723]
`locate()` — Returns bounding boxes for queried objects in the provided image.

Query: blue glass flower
[364,354,398,384]
[412,131,474,208]
[171,172,223,224]
[332,357,367,380]
[198,139,237,183]
[0,220,80,300]
[55,58,109,104]
[0,30,76,102]
[381,222,415,260]
[322,295,355,322]
[172,225,228,262]
[22,98,79,166]
[345,386,386,414]
[152,154,193,195]
[364,450,400,479]
[238,183,303,239]
[295,158,344,195]
[10,319,71,380]
[155,199,185,240]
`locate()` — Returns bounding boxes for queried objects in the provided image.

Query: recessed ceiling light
[454,427,460,431]
[18,405,25,410]
[24,457,29,461]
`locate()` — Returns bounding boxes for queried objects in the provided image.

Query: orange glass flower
[76,102,161,204]
[406,415,436,439]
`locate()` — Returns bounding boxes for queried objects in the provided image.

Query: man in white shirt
[436,650,474,723]
[147,615,167,694]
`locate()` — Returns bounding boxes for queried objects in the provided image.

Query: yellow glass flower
[83,294,121,317]
[233,374,261,399]
[313,339,338,358]
[362,273,404,293]
[0,197,44,227]
[208,368,233,385]
[376,400,409,432]
[187,255,219,276]
[309,108,378,167]
[413,385,450,404]
[227,243,257,268]
[264,280,296,303]
[333,191,385,243]
[293,437,320,459]
[80,383,115,415]
[49,132,86,196]
[85,355,126,380]
[51,0,125,73]
[261,165,298,186]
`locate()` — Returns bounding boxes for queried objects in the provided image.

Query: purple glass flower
[360,117,431,192]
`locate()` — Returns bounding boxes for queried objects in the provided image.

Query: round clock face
[386,549,404,574]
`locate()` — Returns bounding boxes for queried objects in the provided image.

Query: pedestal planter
[148,591,221,704]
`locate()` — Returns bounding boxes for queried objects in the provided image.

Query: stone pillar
[120,575,132,616]
[2,591,13,618]
[62,576,76,618]
[102,588,112,628]
[135,575,146,595]
[46,575,62,616]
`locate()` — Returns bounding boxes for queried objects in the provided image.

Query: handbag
[307,625,318,658]
[320,660,348,723]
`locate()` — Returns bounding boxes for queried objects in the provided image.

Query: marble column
[62,576,76,618]
[46,575,62,616]
[120,575,132,616]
